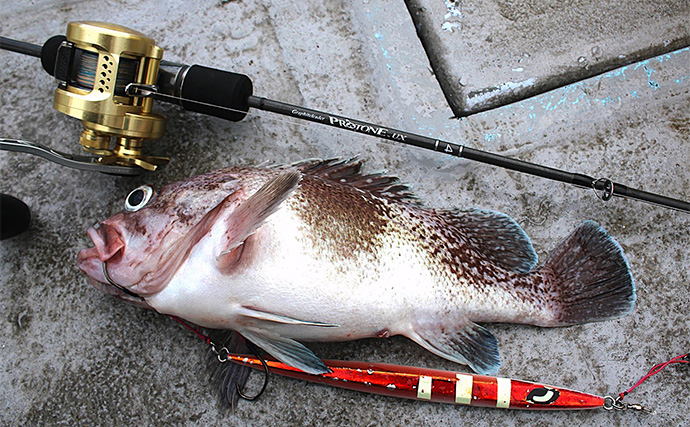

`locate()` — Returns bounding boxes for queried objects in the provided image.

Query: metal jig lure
[172,315,681,412]
[224,353,647,411]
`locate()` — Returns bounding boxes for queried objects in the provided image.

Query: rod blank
[247,96,690,213]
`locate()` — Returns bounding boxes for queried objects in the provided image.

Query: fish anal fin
[437,208,537,274]
[408,316,501,375]
[240,328,329,375]
[217,170,301,266]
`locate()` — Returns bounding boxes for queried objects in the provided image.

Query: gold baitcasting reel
[52,21,168,171]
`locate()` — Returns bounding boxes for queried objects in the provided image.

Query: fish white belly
[147,207,440,341]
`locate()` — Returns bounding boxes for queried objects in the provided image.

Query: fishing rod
[1,21,688,213]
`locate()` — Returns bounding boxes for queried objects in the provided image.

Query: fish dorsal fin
[274,157,421,205]
[437,208,537,274]
[217,171,301,267]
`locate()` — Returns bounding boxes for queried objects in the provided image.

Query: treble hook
[236,341,270,401]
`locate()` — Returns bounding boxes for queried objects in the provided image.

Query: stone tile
[407,0,690,115]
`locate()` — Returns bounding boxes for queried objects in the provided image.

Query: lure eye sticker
[526,387,560,405]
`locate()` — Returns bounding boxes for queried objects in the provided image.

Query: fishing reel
[1,20,253,175]
[50,21,167,171]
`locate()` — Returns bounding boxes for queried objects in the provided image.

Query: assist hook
[102,261,144,300]
[235,341,271,401]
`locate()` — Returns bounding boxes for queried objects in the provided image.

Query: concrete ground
[1,1,688,426]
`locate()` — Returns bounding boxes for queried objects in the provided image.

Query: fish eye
[125,185,154,212]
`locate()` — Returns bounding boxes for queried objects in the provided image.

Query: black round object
[127,189,145,207]
[41,35,67,76]
[0,194,32,240]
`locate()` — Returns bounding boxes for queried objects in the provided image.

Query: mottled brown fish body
[78,158,635,375]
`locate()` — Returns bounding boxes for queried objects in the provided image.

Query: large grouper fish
[78,158,635,375]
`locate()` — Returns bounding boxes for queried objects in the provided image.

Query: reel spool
[51,21,168,171]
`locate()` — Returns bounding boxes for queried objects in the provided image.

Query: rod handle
[176,65,253,122]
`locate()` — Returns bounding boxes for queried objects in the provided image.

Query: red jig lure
[226,353,607,410]
[174,317,686,412]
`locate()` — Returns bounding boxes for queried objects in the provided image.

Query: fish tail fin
[537,220,635,326]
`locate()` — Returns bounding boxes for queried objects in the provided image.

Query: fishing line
[617,353,689,402]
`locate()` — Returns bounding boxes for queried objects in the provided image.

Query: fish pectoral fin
[238,305,340,327]
[217,170,302,259]
[408,317,501,375]
[240,328,330,375]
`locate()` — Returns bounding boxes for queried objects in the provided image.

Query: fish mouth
[77,223,151,308]
[77,222,125,276]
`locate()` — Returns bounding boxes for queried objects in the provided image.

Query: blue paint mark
[484,133,501,142]
[676,75,690,84]
[374,32,383,40]
[601,96,621,106]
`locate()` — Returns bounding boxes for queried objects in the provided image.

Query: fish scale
[77,158,635,376]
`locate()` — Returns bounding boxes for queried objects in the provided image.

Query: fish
[77,158,635,376]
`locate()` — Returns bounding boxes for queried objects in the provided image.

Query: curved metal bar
[102,261,144,300]
[236,342,270,401]
[0,138,141,176]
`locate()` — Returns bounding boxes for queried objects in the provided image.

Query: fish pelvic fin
[408,317,501,375]
[239,328,330,375]
[217,170,301,268]
[536,220,635,326]
[237,305,340,328]
[438,208,537,274]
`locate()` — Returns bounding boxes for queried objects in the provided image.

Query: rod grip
[178,65,253,122]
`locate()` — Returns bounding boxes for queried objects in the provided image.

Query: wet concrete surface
[1,0,689,426]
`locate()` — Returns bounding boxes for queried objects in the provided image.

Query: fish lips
[86,223,125,262]
[77,225,152,309]
[77,223,124,278]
